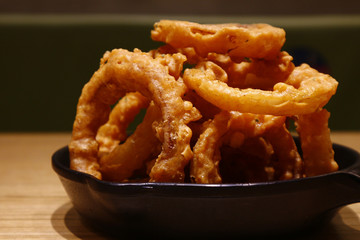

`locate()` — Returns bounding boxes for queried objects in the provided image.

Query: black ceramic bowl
[52,138,360,237]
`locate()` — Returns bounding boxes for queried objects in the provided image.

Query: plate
[52,138,360,237]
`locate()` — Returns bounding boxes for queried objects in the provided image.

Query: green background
[0,15,359,131]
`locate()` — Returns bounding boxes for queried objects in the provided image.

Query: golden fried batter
[183,63,338,116]
[100,102,161,182]
[151,20,286,60]
[70,49,198,181]
[69,20,339,183]
[296,109,338,176]
[96,92,149,159]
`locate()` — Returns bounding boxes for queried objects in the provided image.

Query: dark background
[0,0,359,131]
[1,0,359,15]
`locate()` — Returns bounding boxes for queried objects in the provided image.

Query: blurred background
[1,0,360,15]
[0,0,359,131]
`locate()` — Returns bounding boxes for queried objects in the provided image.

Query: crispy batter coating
[222,51,295,90]
[190,111,299,183]
[69,19,339,183]
[183,63,338,116]
[149,99,201,182]
[99,102,161,182]
[296,109,338,176]
[151,20,286,60]
[69,49,196,181]
[96,92,149,159]
[191,111,231,183]
[183,89,221,121]
[264,124,303,180]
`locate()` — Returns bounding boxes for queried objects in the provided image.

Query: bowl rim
[51,139,360,237]
[52,139,360,191]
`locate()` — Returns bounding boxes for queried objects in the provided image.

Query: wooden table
[0,132,360,239]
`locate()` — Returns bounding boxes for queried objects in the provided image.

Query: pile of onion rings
[69,20,338,183]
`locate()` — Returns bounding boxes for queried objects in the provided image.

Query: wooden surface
[0,132,360,239]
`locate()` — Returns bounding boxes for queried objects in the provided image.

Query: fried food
[69,19,339,183]
[149,99,201,182]
[183,63,338,116]
[69,48,198,181]
[264,124,303,180]
[220,137,275,183]
[191,111,295,183]
[96,92,149,159]
[296,108,338,176]
[99,102,161,182]
[190,111,231,184]
[221,51,295,90]
[151,20,286,60]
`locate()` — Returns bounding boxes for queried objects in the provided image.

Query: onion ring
[190,111,231,183]
[190,111,289,183]
[96,92,149,159]
[69,48,195,181]
[151,20,286,60]
[216,51,295,90]
[99,101,161,182]
[183,63,338,115]
[264,124,303,180]
[69,19,339,183]
[296,108,338,176]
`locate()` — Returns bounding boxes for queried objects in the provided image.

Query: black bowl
[52,138,360,237]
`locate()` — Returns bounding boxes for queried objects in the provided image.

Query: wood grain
[0,132,359,239]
